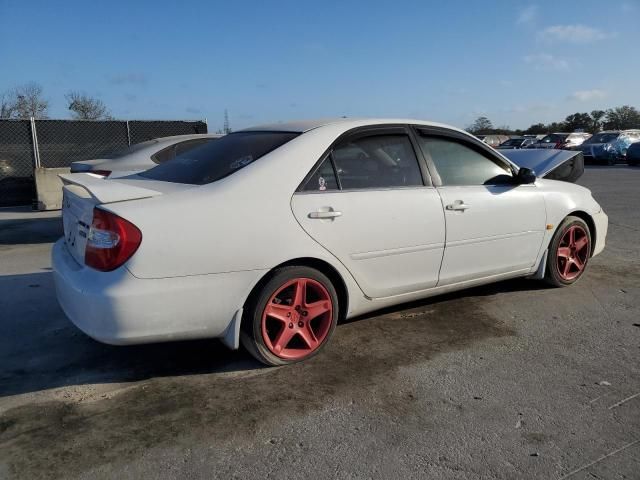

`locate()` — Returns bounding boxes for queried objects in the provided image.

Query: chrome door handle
[445,200,470,211]
[308,208,342,219]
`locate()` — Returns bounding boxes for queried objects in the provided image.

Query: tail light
[555,141,565,149]
[90,170,112,177]
[85,208,142,271]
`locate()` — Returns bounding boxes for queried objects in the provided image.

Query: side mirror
[516,167,536,184]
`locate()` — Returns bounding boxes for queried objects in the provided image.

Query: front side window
[330,134,423,190]
[141,131,299,185]
[417,135,513,186]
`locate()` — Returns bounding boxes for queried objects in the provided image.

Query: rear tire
[241,266,339,366]
[544,216,591,287]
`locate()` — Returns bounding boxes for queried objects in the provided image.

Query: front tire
[241,266,339,366]
[544,216,591,287]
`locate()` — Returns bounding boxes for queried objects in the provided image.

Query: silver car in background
[70,133,223,177]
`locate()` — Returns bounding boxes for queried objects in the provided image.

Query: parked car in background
[527,133,569,149]
[481,134,510,148]
[563,132,591,149]
[627,141,640,166]
[70,134,223,177]
[54,118,607,366]
[496,137,536,150]
[571,130,640,165]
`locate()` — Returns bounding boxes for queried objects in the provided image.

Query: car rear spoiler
[59,173,163,204]
[500,149,584,183]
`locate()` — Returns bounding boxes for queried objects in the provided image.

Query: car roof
[238,117,471,135]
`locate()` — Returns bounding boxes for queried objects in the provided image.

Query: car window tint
[302,156,338,192]
[141,131,299,185]
[331,134,423,190]
[151,145,176,164]
[418,136,512,186]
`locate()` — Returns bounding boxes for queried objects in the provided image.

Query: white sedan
[69,134,223,178]
[53,118,608,365]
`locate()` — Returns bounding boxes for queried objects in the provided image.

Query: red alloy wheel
[261,277,333,360]
[556,225,590,281]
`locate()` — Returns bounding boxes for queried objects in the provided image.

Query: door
[414,130,546,286]
[291,128,446,299]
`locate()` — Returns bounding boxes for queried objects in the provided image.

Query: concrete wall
[34,167,69,211]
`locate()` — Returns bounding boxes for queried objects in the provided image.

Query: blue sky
[1,0,639,131]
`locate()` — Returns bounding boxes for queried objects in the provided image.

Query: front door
[414,129,546,286]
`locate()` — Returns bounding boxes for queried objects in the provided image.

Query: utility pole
[223,109,231,134]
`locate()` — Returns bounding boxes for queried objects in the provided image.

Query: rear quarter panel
[103,126,368,315]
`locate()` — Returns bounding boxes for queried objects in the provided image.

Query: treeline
[468,105,640,136]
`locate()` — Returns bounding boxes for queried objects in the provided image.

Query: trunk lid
[501,149,585,183]
[59,173,191,266]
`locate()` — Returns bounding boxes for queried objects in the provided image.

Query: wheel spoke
[557,247,571,259]
[293,279,306,308]
[569,227,576,246]
[575,236,588,252]
[298,325,319,350]
[264,303,292,323]
[563,258,573,277]
[305,300,330,321]
[272,327,296,353]
[573,255,584,270]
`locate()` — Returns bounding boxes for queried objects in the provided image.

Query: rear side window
[141,132,299,184]
[302,156,339,192]
[418,135,512,186]
[330,134,423,190]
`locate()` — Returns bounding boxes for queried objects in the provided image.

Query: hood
[501,149,584,183]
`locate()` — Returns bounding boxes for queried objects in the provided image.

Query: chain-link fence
[0,120,36,206]
[0,119,207,207]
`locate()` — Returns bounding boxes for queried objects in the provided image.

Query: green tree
[564,112,591,132]
[466,116,494,134]
[604,106,640,130]
[590,110,606,133]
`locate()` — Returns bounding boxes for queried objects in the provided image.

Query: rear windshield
[140,131,299,184]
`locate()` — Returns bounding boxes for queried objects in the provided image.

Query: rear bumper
[592,210,608,257]
[52,239,265,345]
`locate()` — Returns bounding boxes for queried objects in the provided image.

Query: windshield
[140,131,299,184]
[585,133,619,144]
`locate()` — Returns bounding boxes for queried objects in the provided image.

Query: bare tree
[0,92,15,118]
[66,91,111,120]
[2,83,49,119]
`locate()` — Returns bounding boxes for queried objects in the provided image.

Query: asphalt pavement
[0,167,638,479]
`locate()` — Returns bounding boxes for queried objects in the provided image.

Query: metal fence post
[29,117,41,169]
[126,120,131,146]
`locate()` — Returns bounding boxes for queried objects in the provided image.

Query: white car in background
[70,133,223,177]
[53,118,608,366]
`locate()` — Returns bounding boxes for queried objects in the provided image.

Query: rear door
[291,126,446,299]
[413,127,546,286]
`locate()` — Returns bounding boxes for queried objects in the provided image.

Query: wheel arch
[243,257,349,322]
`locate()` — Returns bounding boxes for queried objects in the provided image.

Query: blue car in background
[572,130,640,165]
